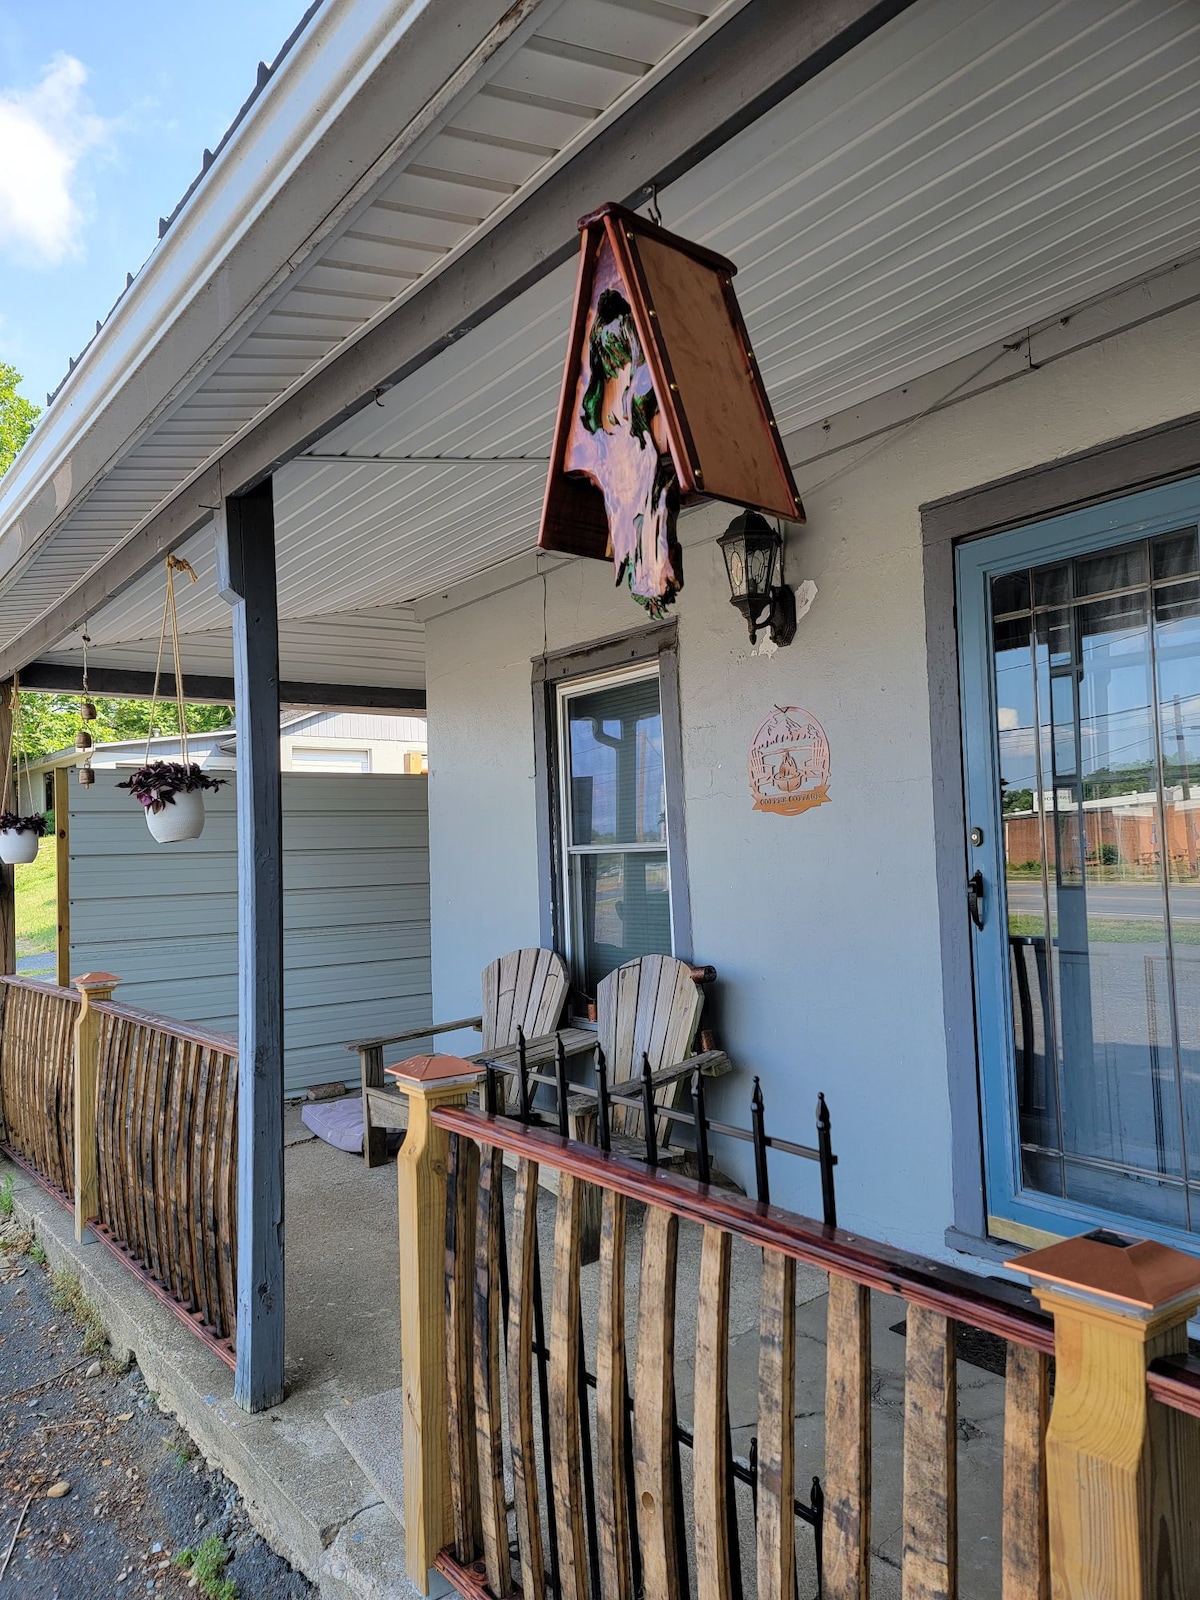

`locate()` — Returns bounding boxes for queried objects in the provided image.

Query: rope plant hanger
[0,676,50,864]
[117,554,223,844]
[76,626,96,785]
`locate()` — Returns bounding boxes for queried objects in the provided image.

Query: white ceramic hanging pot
[0,828,39,864]
[145,788,205,844]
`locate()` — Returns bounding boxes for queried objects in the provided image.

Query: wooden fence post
[391,1053,482,1595]
[1015,1233,1200,1599]
[73,971,119,1243]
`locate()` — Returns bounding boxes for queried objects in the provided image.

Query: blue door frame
[957,472,1200,1249]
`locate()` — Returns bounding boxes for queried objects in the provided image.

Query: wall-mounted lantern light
[717,509,797,647]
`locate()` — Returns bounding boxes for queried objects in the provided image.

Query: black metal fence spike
[751,1076,770,1205]
[555,1032,569,1138]
[641,1052,658,1168]
[596,1046,611,1154]
[484,1060,498,1117]
[692,1068,711,1186]
[811,1475,826,1598]
[516,1026,531,1123]
[816,1091,837,1229]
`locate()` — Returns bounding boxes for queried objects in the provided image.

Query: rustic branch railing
[392,1050,1200,1599]
[0,976,80,1197]
[90,997,238,1353]
[0,973,238,1364]
[430,1105,1057,1600]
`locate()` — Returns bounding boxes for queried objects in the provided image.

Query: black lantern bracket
[717,509,801,647]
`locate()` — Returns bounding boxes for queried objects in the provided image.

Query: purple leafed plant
[0,811,49,837]
[117,761,225,814]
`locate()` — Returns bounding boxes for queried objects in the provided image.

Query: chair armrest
[477,1026,596,1072]
[345,1016,484,1053]
[566,1049,730,1115]
[625,1049,732,1096]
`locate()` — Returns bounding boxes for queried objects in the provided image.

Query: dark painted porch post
[215,480,285,1412]
[0,682,14,976]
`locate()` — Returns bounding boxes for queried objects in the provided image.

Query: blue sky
[0,1,310,410]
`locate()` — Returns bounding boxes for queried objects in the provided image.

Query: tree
[0,364,40,477]
[15,694,233,765]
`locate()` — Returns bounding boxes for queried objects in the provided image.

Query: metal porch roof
[21,0,1200,689]
[0,0,742,651]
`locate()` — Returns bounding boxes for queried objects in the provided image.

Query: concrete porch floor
[2,1107,1011,1599]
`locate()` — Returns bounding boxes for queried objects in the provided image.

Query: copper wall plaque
[749,707,830,816]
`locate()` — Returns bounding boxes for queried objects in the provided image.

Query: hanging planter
[0,679,48,864]
[119,555,225,843]
[0,811,48,864]
[118,761,223,842]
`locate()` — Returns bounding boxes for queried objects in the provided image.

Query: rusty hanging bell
[80,699,97,721]
[78,766,95,787]
[75,729,93,751]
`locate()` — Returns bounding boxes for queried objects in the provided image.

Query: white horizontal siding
[284,711,427,740]
[68,772,432,1095]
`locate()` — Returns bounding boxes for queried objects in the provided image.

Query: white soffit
[286,0,1200,611]
[0,0,738,645]
[40,0,1200,675]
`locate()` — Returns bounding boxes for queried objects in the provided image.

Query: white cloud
[0,55,109,266]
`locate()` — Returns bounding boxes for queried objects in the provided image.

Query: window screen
[559,668,672,992]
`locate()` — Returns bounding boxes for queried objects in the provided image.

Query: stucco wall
[424,296,1200,1259]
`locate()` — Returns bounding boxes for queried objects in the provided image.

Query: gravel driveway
[0,1215,312,1598]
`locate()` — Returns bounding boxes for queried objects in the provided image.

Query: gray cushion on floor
[300,1095,401,1155]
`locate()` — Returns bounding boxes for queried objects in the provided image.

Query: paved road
[1006,879,1200,921]
[15,954,54,978]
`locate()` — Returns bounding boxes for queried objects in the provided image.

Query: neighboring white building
[23,709,427,811]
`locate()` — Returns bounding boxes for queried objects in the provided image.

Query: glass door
[959,481,1200,1244]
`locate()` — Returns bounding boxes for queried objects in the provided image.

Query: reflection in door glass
[991,529,1200,1231]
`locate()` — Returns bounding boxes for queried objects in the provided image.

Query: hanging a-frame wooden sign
[538,201,804,618]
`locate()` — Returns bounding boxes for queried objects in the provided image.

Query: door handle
[967,869,985,930]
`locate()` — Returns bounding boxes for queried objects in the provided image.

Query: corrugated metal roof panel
[0,0,741,652]
[40,605,425,692]
[20,0,1200,687]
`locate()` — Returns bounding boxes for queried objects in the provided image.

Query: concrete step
[326,1388,406,1528]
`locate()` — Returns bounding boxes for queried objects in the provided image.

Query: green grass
[1008,913,1200,945]
[0,1175,13,1218]
[14,836,56,958]
[175,1537,236,1599]
[49,1267,108,1356]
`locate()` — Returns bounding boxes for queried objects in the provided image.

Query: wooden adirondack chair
[570,952,730,1154]
[553,953,731,1258]
[348,947,579,1165]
